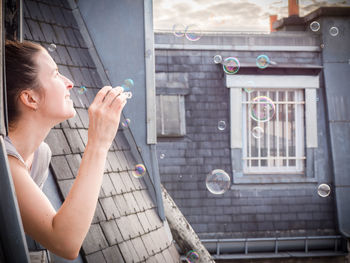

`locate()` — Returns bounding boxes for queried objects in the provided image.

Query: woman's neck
[8,117,51,162]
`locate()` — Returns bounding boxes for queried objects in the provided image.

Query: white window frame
[226,74,319,184]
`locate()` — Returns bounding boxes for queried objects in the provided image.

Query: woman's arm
[10,86,127,259]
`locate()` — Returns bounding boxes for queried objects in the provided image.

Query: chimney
[288,0,299,16]
[269,15,278,32]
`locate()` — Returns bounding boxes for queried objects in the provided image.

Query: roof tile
[127,213,145,237]
[66,47,83,67]
[90,69,104,87]
[130,237,149,261]
[114,131,130,151]
[76,108,89,128]
[120,171,136,192]
[45,129,71,155]
[23,0,30,18]
[113,194,131,216]
[77,129,88,147]
[100,220,123,245]
[141,190,157,210]
[133,191,148,211]
[73,28,88,48]
[67,111,84,129]
[37,2,55,23]
[50,156,74,180]
[55,45,73,65]
[26,20,46,42]
[25,0,43,21]
[62,128,85,153]
[57,179,74,198]
[100,197,120,220]
[137,212,153,233]
[107,151,122,172]
[82,224,109,254]
[101,174,117,197]
[125,240,142,262]
[102,245,125,263]
[39,23,57,43]
[65,153,81,177]
[80,68,95,88]
[52,24,70,45]
[141,232,157,256]
[116,215,138,239]
[85,251,106,263]
[145,208,162,229]
[92,201,107,223]
[70,67,85,86]
[118,241,135,263]
[61,8,79,28]
[167,243,180,261]
[78,48,95,67]
[23,20,33,40]
[145,255,158,263]
[109,172,127,194]
[49,5,66,27]
[123,192,141,214]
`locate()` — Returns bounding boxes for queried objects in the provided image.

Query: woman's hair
[5,40,44,128]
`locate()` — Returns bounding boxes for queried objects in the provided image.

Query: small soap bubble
[213,55,222,64]
[251,126,264,139]
[160,153,165,159]
[78,85,87,94]
[223,57,240,74]
[185,250,200,263]
[121,78,134,92]
[185,24,202,41]
[256,54,270,69]
[329,26,339,37]
[172,24,186,37]
[317,183,331,197]
[250,96,276,122]
[132,164,146,178]
[121,118,131,128]
[125,92,133,99]
[48,43,56,52]
[206,169,231,195]
[320,43,325,49]
[310,21,320,32]
[218,120,226,131]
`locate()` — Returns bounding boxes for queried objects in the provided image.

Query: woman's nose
[64,76,74,90]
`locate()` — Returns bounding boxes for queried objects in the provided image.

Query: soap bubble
[121,78,134,92]
[329,26,339,37]
[125,92,133,99]
[213,55,222,64]
[121,118,131,128]
[48,43,56,52]
[160,153,165,159]
[223,57,240,74]
[218,120,226,131]
[172,24,186,37]
[251,126,264,139]
[256,54,270,69]
[310,21,320,32]
[206,169,231,195]
[185,250,200,263]
[132,164,146,178]
[78,86,87,94]
[250,96,276,122]
[317,183,331,197]
[185,24,202,41]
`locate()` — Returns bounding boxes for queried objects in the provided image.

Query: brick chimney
[269,15,278,32]
[288,0,299,16]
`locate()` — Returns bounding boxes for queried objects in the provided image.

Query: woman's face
[35,49,76,125]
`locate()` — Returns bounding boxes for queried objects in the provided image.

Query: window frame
[226,74,319,184]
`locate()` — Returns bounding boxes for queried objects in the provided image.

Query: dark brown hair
[5,40,44,128]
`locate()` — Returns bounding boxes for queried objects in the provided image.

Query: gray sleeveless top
[4,136,51,189]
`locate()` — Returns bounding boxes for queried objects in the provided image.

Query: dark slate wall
[155,32,337,239]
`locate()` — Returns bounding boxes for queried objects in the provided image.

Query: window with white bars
[242,89,305,174]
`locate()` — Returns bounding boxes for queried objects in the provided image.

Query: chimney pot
[288,0,299,16]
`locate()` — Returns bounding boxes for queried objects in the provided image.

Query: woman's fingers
[102,86,124,106]
[93,86,112,104]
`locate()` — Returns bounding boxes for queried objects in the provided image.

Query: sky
[153,0,350,32]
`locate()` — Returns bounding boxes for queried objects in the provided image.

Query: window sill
[232,172,317,184]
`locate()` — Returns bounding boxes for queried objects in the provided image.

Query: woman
[5,40,127,259]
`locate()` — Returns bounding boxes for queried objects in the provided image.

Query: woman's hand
[87,86,127,150]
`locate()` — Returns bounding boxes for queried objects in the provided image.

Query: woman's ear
[19,90,40,111]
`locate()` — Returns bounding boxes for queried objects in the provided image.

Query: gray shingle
[100,220,124,245]
[144,209,162,229]
[23,0,30,18]
[115,151,128,171]
[116,215,138,239]
[66,47,83,67]
[67,111,84,129]
[39,23,57,43]
[109,172,127,194]
[137,212,153,233]
[141,232,157,256]
[85,251,106,263]
[57,179,74,198]
[65,153,81,177]
[49,6,66,27]
[37,2,55,23]
[45,129,71,155]
[52,24,70,45]
[154,252,167,262]
[100,196,120,220]
[26,20,46,42]
[107,151,122,172]
[80,67,96,88]
[23,20,33,40]
[128,171,147,191]
[167,243,180,261]
[102,246,125,263]
[61,8,78,28]
[92,201,107,223]
[63,128,85,153]
[25,0,44,21]
[73,28,88,48]
[124,240,142,262]
[56,45,73,65]
[114,131,130,151]
[126,213,145,237]
[113,194,131,216]
[50,156,74,180]
[145,255,158,263]
[70,67,85,86]
[141,190,157,210]
[78,48,95,67]
[120,171,135,192]
[101,174,117,197]
[82,224,109,254]
[133,191,148,211]
[76,108,89,128]
[123,192,142,214]
[118,241,135,263]
[77,129,88,147]
[130,237,149,261]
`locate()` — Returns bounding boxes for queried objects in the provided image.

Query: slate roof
[23,0,180,262]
